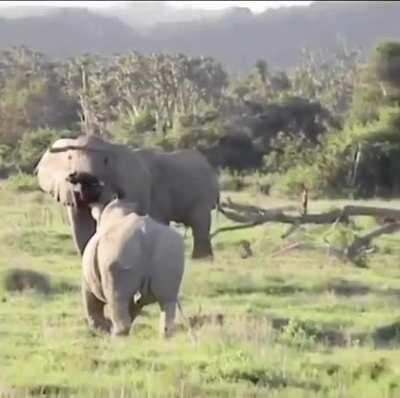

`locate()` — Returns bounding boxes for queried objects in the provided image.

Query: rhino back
[97,215,145,271]
[142,217,185,301]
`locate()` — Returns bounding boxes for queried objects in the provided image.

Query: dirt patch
[3,268,51,295]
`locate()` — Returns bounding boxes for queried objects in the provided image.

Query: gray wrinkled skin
[81,198,185,338]
[36,135,219,259]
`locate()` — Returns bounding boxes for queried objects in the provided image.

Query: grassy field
[1,177,400,397]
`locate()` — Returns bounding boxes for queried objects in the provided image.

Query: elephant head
[36,135,118,207]
[66,171,105,205]
[36,135,152,255]
[66,172,134,227]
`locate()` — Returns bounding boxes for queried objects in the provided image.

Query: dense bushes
[2,40,400,199]
[18,129,60,172]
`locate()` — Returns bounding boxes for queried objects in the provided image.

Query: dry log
[270,223,400,265]
[346,222,400,261]
[217,201,400,227]
[212,199,400,265]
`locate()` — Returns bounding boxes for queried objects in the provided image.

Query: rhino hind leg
[82,282,112,334]
[159,301,177,339]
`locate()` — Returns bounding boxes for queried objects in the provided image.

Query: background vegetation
[1,38,400,200]
[2,7,400,395]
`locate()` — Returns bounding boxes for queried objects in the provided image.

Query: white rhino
[75,177,185,338]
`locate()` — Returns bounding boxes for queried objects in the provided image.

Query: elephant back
[149,149,219,217]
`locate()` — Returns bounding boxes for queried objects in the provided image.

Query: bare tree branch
[217,200,400,226]
[212,199,400,266]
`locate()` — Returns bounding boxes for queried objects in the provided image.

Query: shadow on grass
[221,368,321,392]
[90,356,166,371]
[3,385,74,397]
[3,268,51,295]
[266,315,353,347]
[3,386,150,398]
[213,277,400,298]
[2,268,79,297]
[266,315,400,348]
[372,321,400,348]
[213,283,306,297]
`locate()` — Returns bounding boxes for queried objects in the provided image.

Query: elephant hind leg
[190,206,213,259]
[159,301,177,339]
[82,281,111,334]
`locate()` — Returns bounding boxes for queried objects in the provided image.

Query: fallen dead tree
[212,198,400,266]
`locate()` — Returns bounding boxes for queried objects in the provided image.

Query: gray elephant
[68,173,185,337]
[36,135,219,259]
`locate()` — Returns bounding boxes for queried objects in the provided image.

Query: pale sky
[0,1,313,13]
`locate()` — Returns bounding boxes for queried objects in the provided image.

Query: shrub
[270,163,323,199]
[0,143,16,176]
[109,111,156,148]
[18,128,60,173]
[5,173,39,193]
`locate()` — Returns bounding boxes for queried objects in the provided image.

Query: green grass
[1,179,400,397]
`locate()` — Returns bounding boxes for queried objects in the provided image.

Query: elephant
[35,135,220,259]
[76,189,185,338]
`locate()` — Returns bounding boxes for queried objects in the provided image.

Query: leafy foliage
[18,128,60,173]
[2,39,400,198]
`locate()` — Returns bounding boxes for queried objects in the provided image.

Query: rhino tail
[177,299,198,346]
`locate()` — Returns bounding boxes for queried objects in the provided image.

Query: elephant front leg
[82,282,112,334]
[159,301,177,339]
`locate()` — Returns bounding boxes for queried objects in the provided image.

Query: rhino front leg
[82,282,111,334]
[104,263,143,337]
[108,295,132,337]
[159,301,177,339]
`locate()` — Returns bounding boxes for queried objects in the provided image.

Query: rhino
[68,172,185,338]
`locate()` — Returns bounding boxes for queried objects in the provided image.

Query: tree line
[0,39,400,199]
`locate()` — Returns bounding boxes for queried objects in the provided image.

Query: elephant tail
[177,299,198,345]
[214,193,222,226]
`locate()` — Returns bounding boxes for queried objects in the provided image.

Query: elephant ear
[35,138,77,206]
